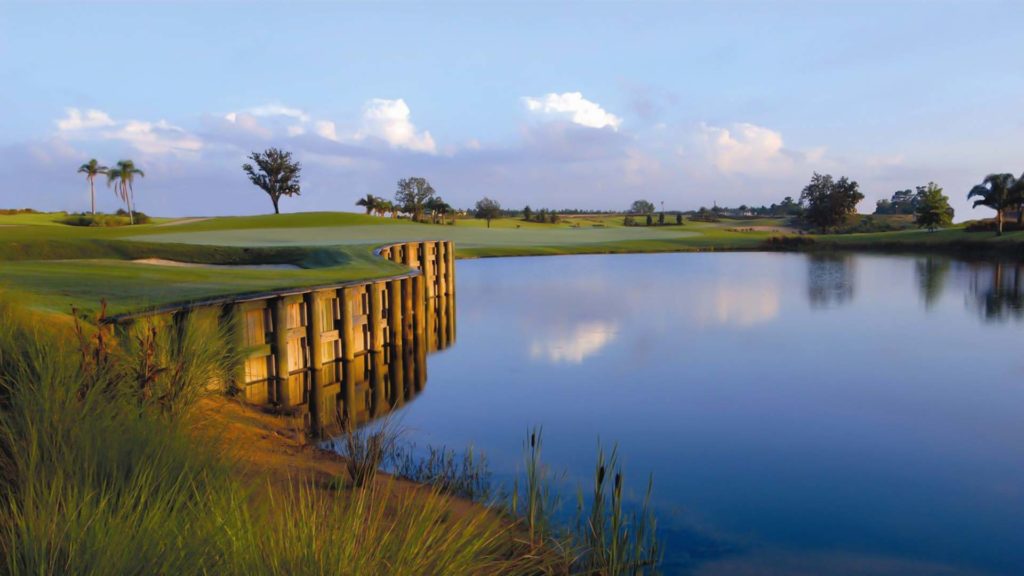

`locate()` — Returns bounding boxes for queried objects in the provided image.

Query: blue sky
[1,1,1022,218]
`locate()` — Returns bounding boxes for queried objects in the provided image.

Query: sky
[1,1,1022,218]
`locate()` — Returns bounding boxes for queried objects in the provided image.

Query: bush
[763,235,816,249]
[0,208,38,215]
[965,219,1024,233]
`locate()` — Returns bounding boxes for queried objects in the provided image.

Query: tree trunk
[90,176,96,215]
[997,209,1003,236]
[126,182,135,225]
[1017,204,1023,226]
[272,195,280,214]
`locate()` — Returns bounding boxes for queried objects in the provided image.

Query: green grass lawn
[2,210,1022,314]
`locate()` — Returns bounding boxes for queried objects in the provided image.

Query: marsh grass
[330,416,403,488]
[507,428,662,575]
[390,442,493,501]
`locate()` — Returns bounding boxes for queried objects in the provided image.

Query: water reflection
[529,320,619,364]
[389,252,1024,576]
[806,254,855,308]
[330,280,457,430]
[915,257,950,309]
[697,283,780,327]
[969,260,1024,322]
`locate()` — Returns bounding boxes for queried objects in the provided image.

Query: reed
[390,442,492,501]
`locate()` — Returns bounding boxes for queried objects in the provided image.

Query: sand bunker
[155,217,212,227]
[132,258,300,270]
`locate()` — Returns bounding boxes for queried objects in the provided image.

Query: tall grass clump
[215,479,541,576]
[0,297,241,575]
[508,428,662,575]
[330,416,403,488]
[574,444,660,575]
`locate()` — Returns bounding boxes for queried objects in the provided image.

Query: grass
[3,210,1023,314]
[0,296,550,576]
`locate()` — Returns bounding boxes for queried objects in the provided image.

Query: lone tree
[799,172,863,231]
[243,148,301,214]
[77,159,108,215]
[968,173,1016,235]
[676,212,683,225]
[630,199,655,215]
[474,197,502,228]
[395,177,436,222]
[914,182,954,231]
[106,160,144,224]
[523,205,533,222]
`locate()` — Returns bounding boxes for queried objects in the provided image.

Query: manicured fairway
[2,210,1023,314]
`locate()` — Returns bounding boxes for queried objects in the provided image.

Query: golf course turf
[2,210,1022,314]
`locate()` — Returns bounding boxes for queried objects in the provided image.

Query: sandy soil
[193,396,482,518]
[156,217,212,227]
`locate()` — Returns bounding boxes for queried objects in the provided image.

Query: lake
[384,252,1024,575]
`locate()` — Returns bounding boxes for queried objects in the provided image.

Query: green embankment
[2,211,1022,313]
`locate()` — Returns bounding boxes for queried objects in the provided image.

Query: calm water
[395,252,1024,575]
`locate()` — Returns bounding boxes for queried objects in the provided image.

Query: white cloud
[357,98,437,153]
[104,120,203,155]
[529,320,619,364]
[54,108,202,155]
[697,122,793,176]
[243,104,311,123]
[56,108,115,131]
[523,92,622,130]
[314,120,338,141]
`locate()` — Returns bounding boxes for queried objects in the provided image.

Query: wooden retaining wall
[110,240,456,435]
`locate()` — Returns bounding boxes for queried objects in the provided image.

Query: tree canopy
[629,200,655,215]
[474,197,502,228]
[242,148,301,214]
[799,172,863,231]
[394,177,436,221]
[914,182,954,231]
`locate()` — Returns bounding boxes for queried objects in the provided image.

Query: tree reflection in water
[806,253,855,308]
[915,256,951,310]
[970,261,1024,322]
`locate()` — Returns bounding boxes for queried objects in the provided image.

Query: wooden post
[339,286,358,426]
[306,290,326,436]
[271,297,289,406]
[368,283,385,415]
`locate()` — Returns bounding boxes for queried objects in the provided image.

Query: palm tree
[355,194,379,215]
[380,200,397,218]
[77,159,108,215]
[968,173,1017,235]
[1011,173,1024,226]
[107,160,145,225]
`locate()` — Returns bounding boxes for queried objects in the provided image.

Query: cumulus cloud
[55,108,115,131]
[523,92,622,130]
[697,122,792,176]
[356,98,436,153]
[55,108,202,156]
